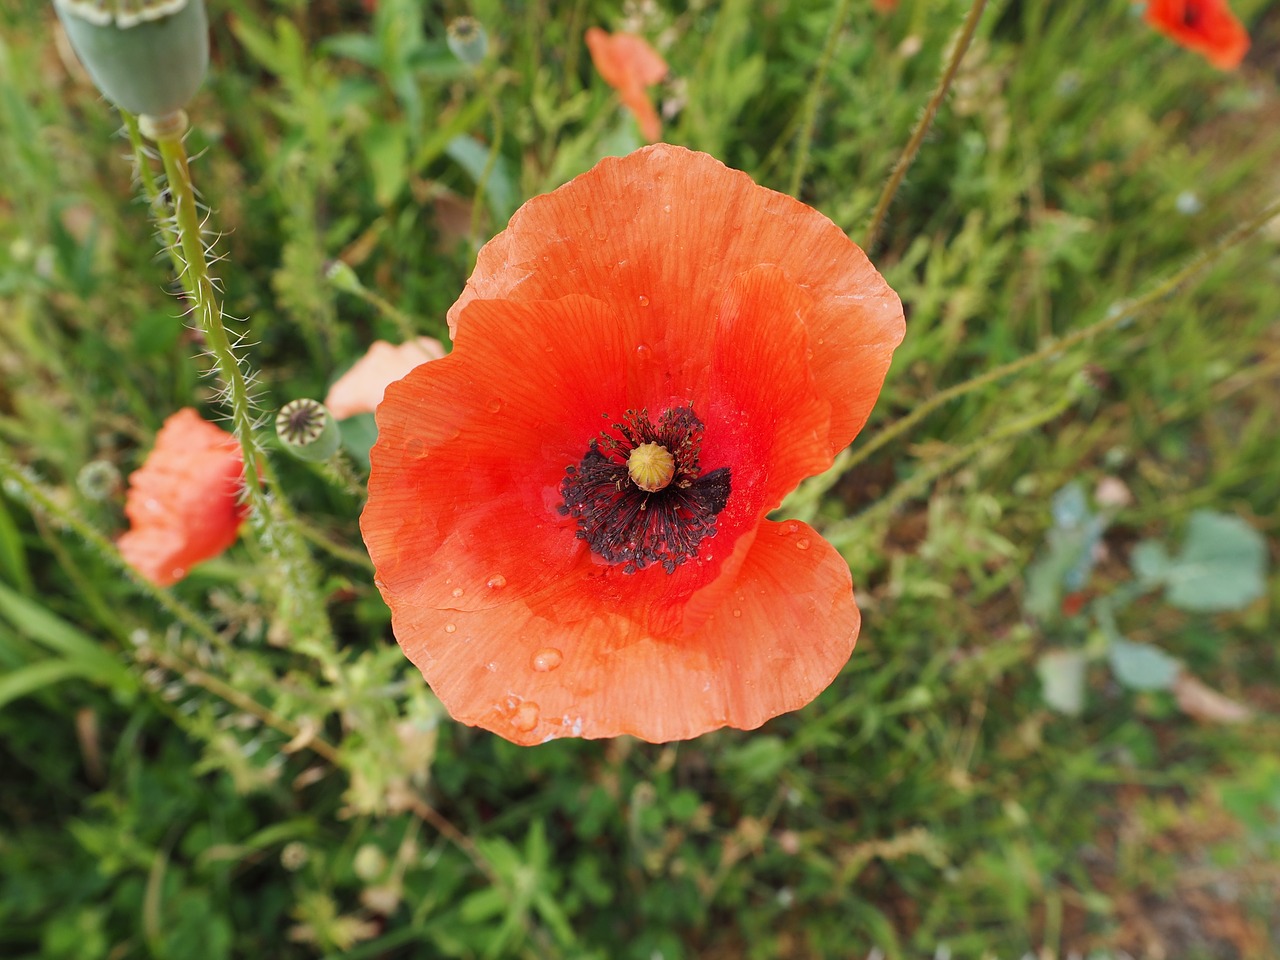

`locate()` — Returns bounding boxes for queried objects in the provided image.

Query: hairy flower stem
[787,194,1280,521]
[862,0,989,252]
[147,113,269,510]
[143,112,337,663]
[788,0,851,198]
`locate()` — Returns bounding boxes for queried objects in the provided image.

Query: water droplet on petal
[405,438,428,459]
[451,587,464,598]
[486,574,507,589]
[795,538,811,550]
[485,661,497,672]
[531,647,563,672]
[732,609,742,618]
[512,701,540,732]
[777,521,800,536]
[635,343,652,361]
[444,623,457,633]
[637,294,649,307]
[486,398,503,413]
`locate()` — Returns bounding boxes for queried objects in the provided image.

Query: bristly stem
[142,111,337,659]
[788,0,852,199]
[862,0,989,252]
[147,112,270,511]
[786,193,1280,520]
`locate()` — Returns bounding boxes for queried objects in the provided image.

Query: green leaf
[1130,540,1170,586]
[1036,649,1086,715]
[1108,639,1180,691]
[0,581,134,692]
[0,659,104,710]
[0,494,33,593]
[1163,511,1267,612]
[446,135,518,224]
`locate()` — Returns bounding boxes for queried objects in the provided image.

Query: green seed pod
[446,17,488,68]
[276,399,341,464]
[54,0,209,118]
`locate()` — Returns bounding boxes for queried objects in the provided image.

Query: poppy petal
[585,28,668,142]
[388,518,857,744]
[118,408,247,586]
[1145,0,1249,70]
[325,337,446,420]
[449,144,904,454]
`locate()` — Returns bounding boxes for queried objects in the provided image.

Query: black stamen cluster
[558,406,731,574]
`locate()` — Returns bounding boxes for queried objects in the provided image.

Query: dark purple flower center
[558,406,731,574]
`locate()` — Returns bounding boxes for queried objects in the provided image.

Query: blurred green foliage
[2,0,1278,957]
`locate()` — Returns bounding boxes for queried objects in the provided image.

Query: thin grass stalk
[788,0,852,198]
[824,388,1078,546]
[862,0,989,251]
[786,194,1280,521]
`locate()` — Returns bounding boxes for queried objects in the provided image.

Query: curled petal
[118,408,246,586]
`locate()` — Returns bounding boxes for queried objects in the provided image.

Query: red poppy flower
[362,145,905,744]
[1144,0,1249,70]
[325,337,446,420]
[585,27,668,143]
[118,408,248,586]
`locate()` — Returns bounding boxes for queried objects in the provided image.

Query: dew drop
[485,661,497,672]
[732,608,742,618]
[486,398,503,413]
[777,521,800,536]
[444,623,457,633]
[531,647,563,672]
[795,538,811,550]
[512,701,541,732]
[451,587,464,598]
[635,343,653,361]
[663,203,671,212]
[405,438,428,459]
[486,574,507,589]
[637,294,649,307]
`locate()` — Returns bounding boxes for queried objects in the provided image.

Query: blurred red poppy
[585,27,668,142]
[325,337,446,420]
[1145,0,1249,69]
[118,408,247,586]
[362,145,905,744]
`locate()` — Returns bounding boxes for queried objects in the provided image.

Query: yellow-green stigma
[627,442,675,493]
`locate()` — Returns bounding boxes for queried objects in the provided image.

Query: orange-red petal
[450,144,904,456]
[585,27,668,142]
[117,408,247,586]
[1145,0,1249,69]
[385,518,858,744]
[325,337,446,420]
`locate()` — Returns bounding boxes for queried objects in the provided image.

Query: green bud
[446,17,488,68]
[324,259,364,296]
[276,399,341,463]
[54,0,209,119]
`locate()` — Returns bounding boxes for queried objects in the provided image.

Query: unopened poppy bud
[276,399,341,463]
[446,17,488,67]
[76,459,122,501]
[54,0,209,119]
[324,259,364,296]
